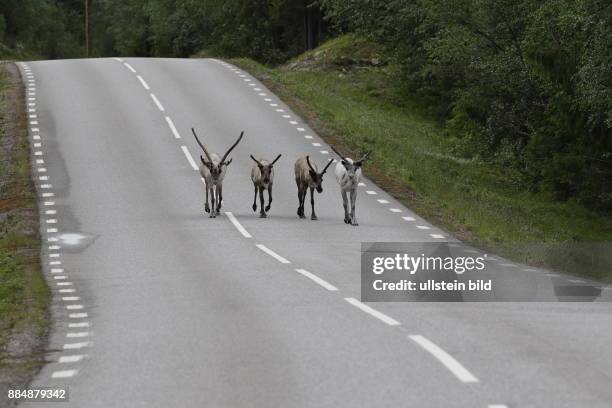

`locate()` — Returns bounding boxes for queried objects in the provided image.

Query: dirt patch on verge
[0,61,50,407]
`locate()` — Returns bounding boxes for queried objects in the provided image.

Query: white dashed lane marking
[296,269,338,291]
[137,75,150,90]
[225,212,252,239]
[344,297,400,326]
[123,62,136,73]
[165,116,181,139]
[180,145,199,170]
[150,93,165,111]
[409,335,478,383]
[256,244,291,264]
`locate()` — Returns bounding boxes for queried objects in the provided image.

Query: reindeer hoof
[311,215,318,221]
[344,217,351,224]
[265,205,271,212]
[299,214,305,219]
[351,221,359,226]
[252,204,257,212]
[204,205,210,213]
[259,213,267,218]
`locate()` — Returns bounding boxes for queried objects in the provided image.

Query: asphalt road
[15,58,612,408]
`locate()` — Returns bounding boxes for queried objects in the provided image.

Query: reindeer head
[331,146,369,182]
[193,128,244,185]
[251,154,281,187]
[306,156,334,193]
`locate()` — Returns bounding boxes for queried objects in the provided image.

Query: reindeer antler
[306,156,317,173]
[192,128,212,163]
[220,131,244,164]
[250,155,263,167]
[356,151,371,165]
[321,158,334,174]
[271,154,282,165]
[330,145,347,162]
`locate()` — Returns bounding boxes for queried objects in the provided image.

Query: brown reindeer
[250,154,282,218]
[192,128,244,218]
[294,155,334,220]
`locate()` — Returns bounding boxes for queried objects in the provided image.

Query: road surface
[15,58,612,408]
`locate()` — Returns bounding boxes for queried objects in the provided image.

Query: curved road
[16,58,612,408]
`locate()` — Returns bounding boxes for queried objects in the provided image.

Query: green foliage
[322,0,612,211]
[233,39,612,279]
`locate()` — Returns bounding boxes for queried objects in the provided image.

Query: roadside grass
[226,35,612,281]
[0,62,49,395]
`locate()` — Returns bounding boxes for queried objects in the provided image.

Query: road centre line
[225,212,252,238]
[137,75,150,90]
[408,334,478,383]
[344,297,400,326]
[295,269,338,291]
[180,145,199,170]
[150,93,165,111]
[165,116,181,139]
[256,244,291,264]
[124,62,136,73]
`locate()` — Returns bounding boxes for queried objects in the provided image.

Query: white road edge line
[59,355,85,363]
[165,116,181,139]
[225,212,252,238]
[256,244,291,264]
[137,75,150,90]
[51,370,77,379]
[408,334,479,383]
[180,145,199,170]
[344,297,400,326]
[296,269,338,291]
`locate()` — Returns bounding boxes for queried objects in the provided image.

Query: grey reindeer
[294,155,334,220]
[331,146,369,226]
[192,128,244,218]
[250,154,282,218]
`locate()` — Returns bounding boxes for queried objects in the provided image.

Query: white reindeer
[331,146,369,226]
[192,128,244,218]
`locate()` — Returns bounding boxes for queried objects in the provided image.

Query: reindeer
[294,156,334,220]
[192,128,244,218]
[250,154,282,218]
[331,146,369,226]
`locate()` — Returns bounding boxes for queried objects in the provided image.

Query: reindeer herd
[192,128,369,225]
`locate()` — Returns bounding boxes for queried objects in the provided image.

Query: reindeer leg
[216,185,223,215]
[297,186,305,218]
[310,187,317,220]
[258,187,266,218]
[265,185,272,213]
[208,187,215,218]
[252,186,258,212]
[204,185,210,214]
[342,190,350,224]
[350,188,358,226]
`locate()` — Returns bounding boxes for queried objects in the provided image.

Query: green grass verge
[225,35,611,281]
[0,62,49,388]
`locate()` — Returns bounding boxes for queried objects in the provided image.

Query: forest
[0,0,610,211]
